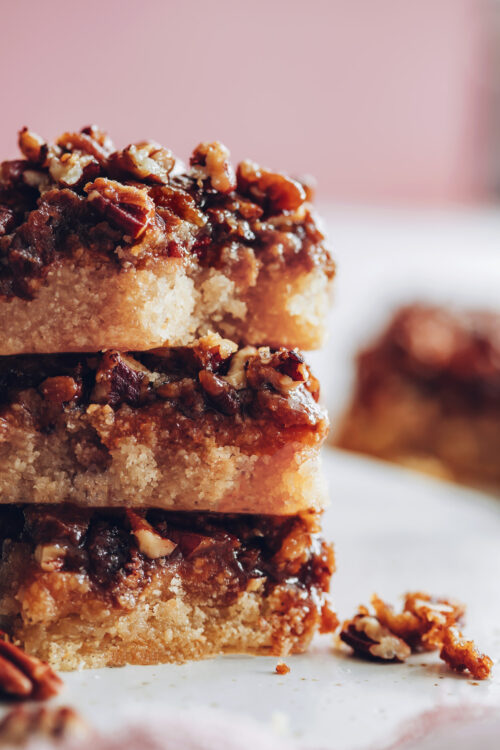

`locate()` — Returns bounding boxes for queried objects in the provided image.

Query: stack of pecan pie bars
[0,127,337,669]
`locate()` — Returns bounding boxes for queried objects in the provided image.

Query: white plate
[10,449,498,750]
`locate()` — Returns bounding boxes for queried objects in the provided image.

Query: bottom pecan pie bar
[0,505,336,670]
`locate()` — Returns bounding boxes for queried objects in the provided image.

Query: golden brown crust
[0,636,62,700]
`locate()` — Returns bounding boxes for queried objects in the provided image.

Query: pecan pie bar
[0,127,335,354]
[336,305,500,488]
[0,505,336,670]
[0,333,328,513]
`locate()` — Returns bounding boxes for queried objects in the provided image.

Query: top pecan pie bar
[0,127,335,354]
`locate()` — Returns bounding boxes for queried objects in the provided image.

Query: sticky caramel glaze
[0,505,334,609]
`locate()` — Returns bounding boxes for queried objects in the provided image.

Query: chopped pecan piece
[80,124,115,155]
[34,543,67,572]
[221,346,257,390]
[237,160,306,214]
[371,592,465,650]
[126,511,177,559]
[150,184,207,227]
[0,705,88,745]
[56,130,112,165]
[0,206,15,236]
[275,662,290,675]
[340,610,411,662]
[320,602,340,634]
[39,375,82,404]
[198,369,240,415]
[91,350,151,407]
[110,142,175,184]
[48,152,100,189]
[17,128,49,165]
[190,142,236,193]
[85,177,155,239]
[0,637,63,700]
[1,160,35,190]
[192,332,238,372]
[440,627,493,680]
[245,348,308,395]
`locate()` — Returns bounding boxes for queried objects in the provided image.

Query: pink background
[0,0,492,202]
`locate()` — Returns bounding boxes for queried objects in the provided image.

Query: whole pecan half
[190,142,236,193]
[85,178,155,239]
[56,130,113,166]
[0,705,88,744]
[18,128,49,165]
[236,160,306,214]
[340,610,411,662]
[0,637,63,700]
[109,142,176,185]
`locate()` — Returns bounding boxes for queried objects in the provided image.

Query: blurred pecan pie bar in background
[0,126,335,354]
[336,305,500,489]
[0,333,328,514]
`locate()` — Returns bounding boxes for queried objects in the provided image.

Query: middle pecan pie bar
[0,334,328,513]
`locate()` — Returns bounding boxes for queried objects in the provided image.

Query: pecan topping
[0,637,63,700]
[110,142,176,184]
[237,160,306,214]
[440,627,493,680]
[1,125,334,300]
[340,610,411,662]
[126,510,177,559]
[191,142,236,193]
[0,705,88,745]
[85,178,155,239]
